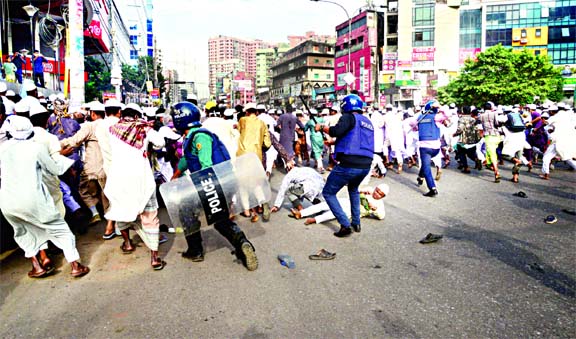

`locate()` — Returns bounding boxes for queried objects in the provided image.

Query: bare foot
[304,218,316,225]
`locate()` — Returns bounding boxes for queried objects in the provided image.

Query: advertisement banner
[412,47,435,61]
[397,60,413,69]
[382,59,396,71]
[459,48,481,64]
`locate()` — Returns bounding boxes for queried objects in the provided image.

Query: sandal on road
[419,233,443,244]
[309,249,336,260]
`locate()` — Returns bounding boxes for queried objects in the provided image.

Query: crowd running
[0,80,575,279]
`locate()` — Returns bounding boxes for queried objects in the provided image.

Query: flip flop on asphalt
[102,232,116,240]
[544,215,558,224]
[513,191,527,198]
[309,249,336,260]
[152,260,166,271]
[419,233,443,244]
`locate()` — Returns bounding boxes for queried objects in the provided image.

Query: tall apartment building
[287,31,335,48]
[271,40,335,106]
[256,44,290,91]
[208,36,273,96]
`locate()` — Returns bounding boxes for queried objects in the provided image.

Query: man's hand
[314,124,323,132]
[60,146,73,156]
[270,206,279,213]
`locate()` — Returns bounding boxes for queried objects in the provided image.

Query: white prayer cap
[541,112,550,119]
[309,108,318,115]
[385,103,393,109]
[68,106,81,114]
[48,94,57,102]
[104,98,122,108]
[0,82,7,92]
[56,93,66,101]
[186,93,197,100]
[29,102,48,117]
[376,183,390,196]
[224,108,235,117]
[527,104,537,110]
[449,103,456,108]
[267,108,276,114]
[294,109,303,115]
[321,108,330,116]
[158,126,181,140]
[243,102,257,112]
[23,81,37,92]
[143,107,156,117]
[549,105,558,111]
[125,103,142,114]
[90,102,105,112]
[15,100,29,113]
[6,90,15,96]
[256,104,266,111]
[8,115,33,140]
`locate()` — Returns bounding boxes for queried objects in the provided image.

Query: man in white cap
[60,101,109,226]
[0,82,15,115]
[19,81,40,108]
[237,102,272,222]
[258,107,278,177]
[104,104,166,270]
[94,98,123,239]
[290,183,389,225]
[202,105,239,161]
[0,116,90,278]
[539,105,576,180]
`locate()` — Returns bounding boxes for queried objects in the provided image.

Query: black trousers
[456,145,478,168]
[33,72,45,88]
[185,219,246,255]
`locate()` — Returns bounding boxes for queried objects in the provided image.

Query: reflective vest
[334,114,374,158]
[183,128,230,172]
[418,113,440,141]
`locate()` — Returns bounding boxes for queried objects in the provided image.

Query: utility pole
[68,0,85,107]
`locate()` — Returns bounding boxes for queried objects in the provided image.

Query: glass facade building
[484,0,576,64]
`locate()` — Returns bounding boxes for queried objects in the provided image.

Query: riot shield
[159,153,271,235]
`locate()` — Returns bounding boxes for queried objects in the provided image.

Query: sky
[154,0,370,97]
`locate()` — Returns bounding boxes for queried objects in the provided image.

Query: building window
[314,73,319,79]
[147,34,153,47]
[314,59,320,64]
[413,5,434,27]
[413,28,434,47]
[130,35,138,45]
[326,74,331,80]
[521,29,527,38]
[327,60,332,65]
[130,50,138,60]
[486,28,512,47]
[147,19,153,33]
[535,28,541,37]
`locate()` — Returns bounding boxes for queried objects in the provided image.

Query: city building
[208,35,273,96]
[287,31,335,48]
[255,44,290,102]
[334,8,388,104]
[333,0,575,107]
[115,0,154,64]
[271,40,335,107]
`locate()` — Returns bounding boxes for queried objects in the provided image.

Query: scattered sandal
[419,233,443,244]
[70,264,90,278]
[513,191,527,198]
[309,249,336,260]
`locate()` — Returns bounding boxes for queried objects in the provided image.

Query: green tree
[84,57,113,101]
[438,45,564,106]
[121,56,166,101]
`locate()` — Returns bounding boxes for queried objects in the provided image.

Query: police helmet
[172,102,201,131]
[424,100,440,112]
[340,94,364,113]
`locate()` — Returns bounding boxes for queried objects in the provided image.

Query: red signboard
[397,60,413,68]
[412,47,435,61]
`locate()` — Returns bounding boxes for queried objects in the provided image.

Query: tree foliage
[121,56,165,98]
[84,57,112,102]
[438,45,564,106]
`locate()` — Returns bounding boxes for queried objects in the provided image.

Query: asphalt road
[1,161,575,338]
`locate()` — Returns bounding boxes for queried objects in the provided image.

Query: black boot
[215,221,258,271]
[183,232,204,262]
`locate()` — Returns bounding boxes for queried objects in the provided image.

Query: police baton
[298,95,327,141]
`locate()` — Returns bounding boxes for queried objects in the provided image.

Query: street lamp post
[310,0,351,93]
[23,3,39,80]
